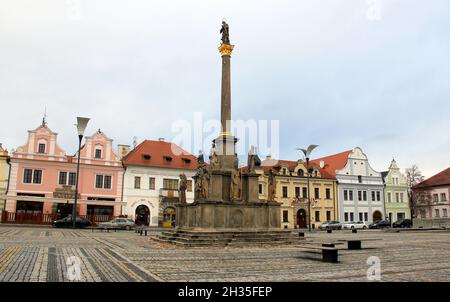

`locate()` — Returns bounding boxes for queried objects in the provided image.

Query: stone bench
[298,245,339,263]
[337,238,381,250]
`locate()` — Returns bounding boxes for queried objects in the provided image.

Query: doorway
[296,209,307,229]
[135,205,150,226]
[163,207,176,228]
[373,210,382,222]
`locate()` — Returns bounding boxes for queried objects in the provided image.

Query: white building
[313,147,385,223]
[121,139,197,227]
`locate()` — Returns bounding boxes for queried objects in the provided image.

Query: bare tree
[405,165,425,218]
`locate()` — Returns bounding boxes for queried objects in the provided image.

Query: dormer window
[182,158,191,164]
[142,154,151,160]
[298,169,304,177]
[38,143,46,154]
[95,149,102,159]
[163,156,173,162]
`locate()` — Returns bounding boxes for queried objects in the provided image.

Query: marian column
[214,21,238,171]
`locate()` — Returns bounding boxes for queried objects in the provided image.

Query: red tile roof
[122,140,198,170]
[413,167,450,189]
[310,150,353,178]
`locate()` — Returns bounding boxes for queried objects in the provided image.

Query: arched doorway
[135,205,150,226]
[163,207,176,228]
[372,210,382,223]
[296,209,307,229]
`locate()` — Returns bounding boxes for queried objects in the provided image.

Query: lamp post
[72,117,90,228]
[297,145,319,232]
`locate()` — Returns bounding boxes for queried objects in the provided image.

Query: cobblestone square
[0,226,449,282]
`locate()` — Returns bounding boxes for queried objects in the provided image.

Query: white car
[342,221,369,230]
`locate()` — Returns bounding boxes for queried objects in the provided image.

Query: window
[24,169,42,184]
[344,212,349,222]
[95,174,112,189]
[258,183,263,194]
[142,154,151,160]
[59,172,77,186]
[399,192,403,203]
[433,194,439,202]
[95,149,102,159]
[134,176,141,189]
[435,209,440,218]
[376,191,381,201]
[358,175,362,183]
[315,210,320,222]
[344,190,348,201]
[441,193,447,202]
[149,177,155,190]
[298,170,304,176]
[59,172,67,185]
[364,212,368,221]
[443,209,448,217]
[187,180,192,192]
[387,192,392,203]
[314,188,320,199]
[282,186,288,198]
[359,213,363,221]
[326,211,331,221]
[38,143,46,153]
[396,192,400,203]
[302,187,307,198]
[358,191,362,201]
[350,212,354,221]
[23,169,33,183]
[283,210,289,223]
[295,187,300,198]
[363,191,367,201]
[163,179,178,190]
[325,188,331,199]
[371,191,375,201]
[349,190,353,201]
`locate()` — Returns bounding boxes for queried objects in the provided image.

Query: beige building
[0,144,9,218]
[255,157,338,229]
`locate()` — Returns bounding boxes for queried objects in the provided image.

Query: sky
[0,0,449,178]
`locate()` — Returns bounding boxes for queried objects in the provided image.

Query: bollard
[352,229,357,234]
[140,229,143,236]
[145,230,148,236]
[327,229,332,234]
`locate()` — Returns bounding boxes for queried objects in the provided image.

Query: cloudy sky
[1,0,449,178]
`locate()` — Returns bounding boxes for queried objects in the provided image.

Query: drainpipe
[120,163,126,217]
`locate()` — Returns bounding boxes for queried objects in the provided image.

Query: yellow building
[0,144,9,217]
[256,157,338,229]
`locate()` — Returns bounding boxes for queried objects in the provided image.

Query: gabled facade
[4,123,124,224]
[255,156,338,229]
[122,139,197,227]
[412,167,450,220]
[314,147,385,223]
[0,144,9,216]
[382,159,410,222]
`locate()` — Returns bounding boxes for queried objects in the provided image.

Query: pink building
[412,167,450,222]
[3,121,124,224]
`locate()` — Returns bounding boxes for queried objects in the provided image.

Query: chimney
[158,138,165,142]
[118,144,130,159]
[266,155,271,160]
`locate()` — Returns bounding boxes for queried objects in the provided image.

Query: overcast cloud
[0,0,449,178]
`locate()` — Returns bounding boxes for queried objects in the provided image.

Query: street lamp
[297,145,319,232]
[72,117,90,228]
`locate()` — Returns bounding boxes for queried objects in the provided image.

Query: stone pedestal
[176,200,281,231]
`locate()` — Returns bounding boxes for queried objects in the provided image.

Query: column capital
[218,44,235,56]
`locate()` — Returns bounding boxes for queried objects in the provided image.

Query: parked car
[393,219,413,228]
[53,216,92,228]
[319,220,342,230]
[98,218,136,230]
[342,221,369,229]
[369,220,390,229]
